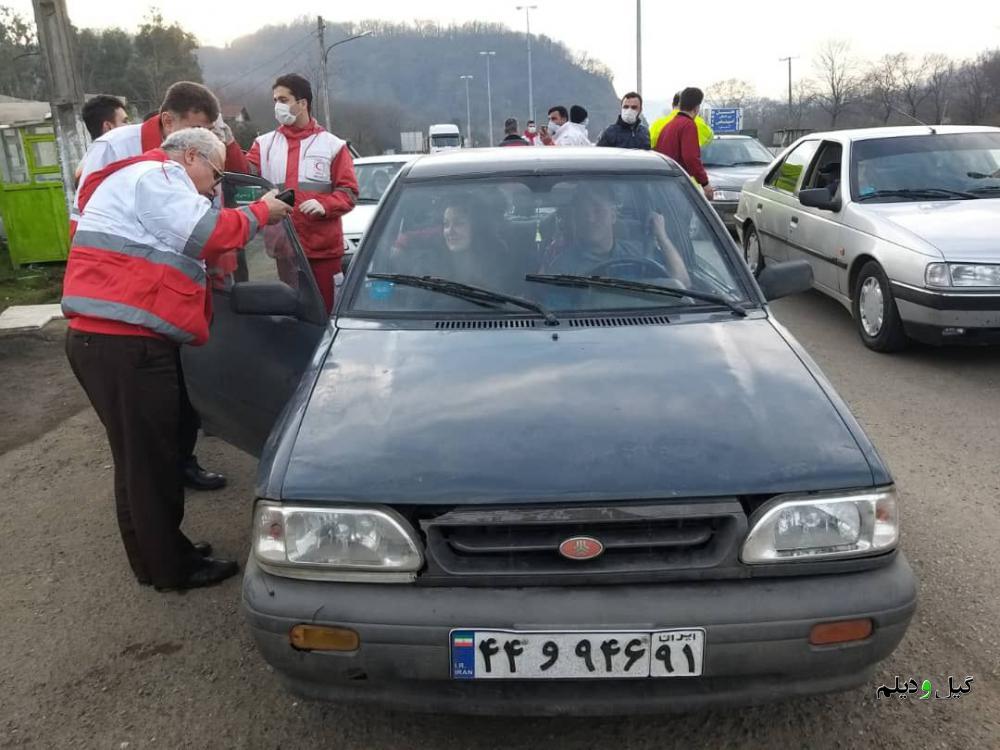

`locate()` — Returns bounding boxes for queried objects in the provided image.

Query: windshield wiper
[968,185,1000,195]
[525,274,748,317]
[356,197,380,204]
[367,273,559,326]
[731,160,772,166]
[857,188,979,201]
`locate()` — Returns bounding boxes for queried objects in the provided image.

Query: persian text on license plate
[450,629,705,680]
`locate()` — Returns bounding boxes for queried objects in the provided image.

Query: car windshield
[355,162,405,202]
[349,175,751,316]
[432,135,461,148]
[852,132,1000,202]
[702,138,774,167]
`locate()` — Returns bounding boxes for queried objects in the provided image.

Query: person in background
[538,105,568,145]
[82,95,129,142]
[232,73,358,315]
[63,128,292,592]
[499,117,530,146]
[654,87,714,200]
[523,119,539,144]
[650,90,714,150]
[596,92,650,150]
[73,81,239,493]
[552,105,593,146]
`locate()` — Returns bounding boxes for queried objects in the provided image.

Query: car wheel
[742,224,764,277]
[851,261,908,353]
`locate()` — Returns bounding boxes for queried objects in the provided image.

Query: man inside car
[541,183,690,285]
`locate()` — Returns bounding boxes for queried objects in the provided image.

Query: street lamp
[479,50,496,145]
[515,5,537,124]
[460,75,474,147]
[779,55,799,130]
[318,25,373,129]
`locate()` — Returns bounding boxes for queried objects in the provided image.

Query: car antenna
[890,106,937,135]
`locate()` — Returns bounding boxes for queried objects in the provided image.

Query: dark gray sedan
[703,134,774,232]
[185,147,916,715]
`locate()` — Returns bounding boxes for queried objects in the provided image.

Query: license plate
[450,629,705,680]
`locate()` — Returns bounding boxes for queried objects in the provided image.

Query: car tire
[742,224,764,277]
[851,261,909,353]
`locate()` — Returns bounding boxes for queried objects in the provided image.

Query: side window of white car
[765,141,821,195]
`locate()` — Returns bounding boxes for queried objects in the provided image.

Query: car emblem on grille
[559,536,604,561]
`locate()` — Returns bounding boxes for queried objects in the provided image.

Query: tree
[127,10,202,112]
[0,5,46,100]
[924,53,955,123]
[897,53,931,118]
[864,53,905,124]
[813,40,859,127]
[707,79,755,108]
[955,51,998,124]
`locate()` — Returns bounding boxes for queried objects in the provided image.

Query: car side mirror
[757,260,813,301]
[799,187,841,212]
[231,281,300,317]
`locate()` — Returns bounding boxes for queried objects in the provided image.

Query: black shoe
[193,541,213,557]
[182,456,227,491]
[155,558,239,592]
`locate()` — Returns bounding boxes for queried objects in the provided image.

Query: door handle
[790,216,799,226]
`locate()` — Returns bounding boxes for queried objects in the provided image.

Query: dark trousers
[66,330,198,588]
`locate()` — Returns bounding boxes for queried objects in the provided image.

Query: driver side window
[765,140,820,195]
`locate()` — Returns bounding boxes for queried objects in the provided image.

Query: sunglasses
[198,153,224,185]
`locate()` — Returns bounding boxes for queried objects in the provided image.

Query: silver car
[702,135,774,234]
[735,126,1000,351]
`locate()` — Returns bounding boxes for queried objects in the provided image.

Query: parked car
[735,125,1000,351]
[185,148,916,715]
[702,135,774,233]
[342,154,420,260]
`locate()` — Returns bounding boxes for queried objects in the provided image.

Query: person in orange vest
[63,128,291,591]
[72,82,243,493]
[229,74,358,314]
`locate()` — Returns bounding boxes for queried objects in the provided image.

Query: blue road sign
[709,108,742,133]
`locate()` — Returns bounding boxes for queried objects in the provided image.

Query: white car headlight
[254,502,424,582]
[741,487,898,564]
[926,262,1000,288]
[712,189,741,202]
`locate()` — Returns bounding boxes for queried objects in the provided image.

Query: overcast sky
[12,0,1000,102]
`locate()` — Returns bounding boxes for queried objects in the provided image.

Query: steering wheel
[587,256,671,280]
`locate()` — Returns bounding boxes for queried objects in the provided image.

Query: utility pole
[31,0,87,216]
[460,75,474,147]
[779,56,798,127]
[479,51,496,145]
[516,5,537,124]
[636,0,642,93]
[318,17,330,129]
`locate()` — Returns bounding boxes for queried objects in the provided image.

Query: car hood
[860,199,1000,261]
[341,203,379,236]
[704,164,769,190]
[279,318,877,504]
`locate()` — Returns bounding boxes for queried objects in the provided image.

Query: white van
[428,123,462,153]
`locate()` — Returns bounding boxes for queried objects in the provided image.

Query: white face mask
[274,101,298,126]
[621,108,639,125]
[528,125,537,134]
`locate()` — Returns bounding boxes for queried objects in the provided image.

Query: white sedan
[735,126,1000,351]
[343,154,421,260]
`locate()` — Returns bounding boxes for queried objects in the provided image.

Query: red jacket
[232,119,358,265]
[654,112,709,186]
[63,150,269,345]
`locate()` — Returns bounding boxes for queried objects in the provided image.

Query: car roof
[402,147,686,180]
[353,154,422,165]
[798,125,1000,143]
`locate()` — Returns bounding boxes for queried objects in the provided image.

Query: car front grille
[417,501,747,586]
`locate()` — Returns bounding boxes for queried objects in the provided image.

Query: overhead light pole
[479,50,497,145]
[460,75,474,147]
[516,5,537,124]
[318,18,373,129]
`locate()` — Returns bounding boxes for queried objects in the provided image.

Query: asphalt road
[1,292,999,749]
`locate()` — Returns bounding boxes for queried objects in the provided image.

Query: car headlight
[254,502,424,582]
[741,487,898,564]
[712,189,741,202]
[926,262,1000,288]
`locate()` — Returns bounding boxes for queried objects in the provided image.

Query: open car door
[182,173,328,457]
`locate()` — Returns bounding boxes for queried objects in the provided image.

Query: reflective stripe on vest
[61,296,196,344]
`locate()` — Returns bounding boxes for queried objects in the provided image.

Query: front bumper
[891,282,1000,344]
[243,553,917,715]
[711,200,740,232]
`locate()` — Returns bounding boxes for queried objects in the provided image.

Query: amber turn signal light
[289,624,360,652]
[809,619,873,646]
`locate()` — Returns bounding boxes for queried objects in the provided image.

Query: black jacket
[498,134,530,147]
[596,118,651,150]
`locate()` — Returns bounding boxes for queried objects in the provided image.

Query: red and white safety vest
[63,150,268,345]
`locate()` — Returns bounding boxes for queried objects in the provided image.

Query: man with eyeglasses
[62,128,292,592]
[596,92,651,150]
